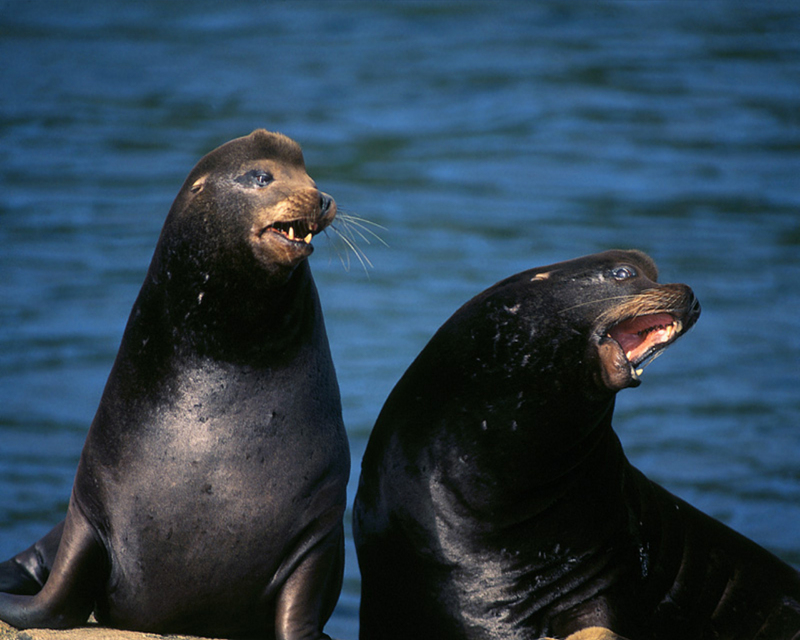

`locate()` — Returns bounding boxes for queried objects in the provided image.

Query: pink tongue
[608,313,675,361]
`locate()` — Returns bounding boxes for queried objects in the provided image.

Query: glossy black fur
[354,250,800,640]
[0,131,349,639]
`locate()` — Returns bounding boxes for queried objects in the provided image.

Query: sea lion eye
[612,266,637,281]
[236,169,274,187]
[252,170,273,186]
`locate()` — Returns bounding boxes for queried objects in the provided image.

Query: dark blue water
[1,1,799,637]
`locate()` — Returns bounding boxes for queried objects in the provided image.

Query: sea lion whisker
[336,212,385,226]
[340,222,380,248]
[332,228,375,272]
[558,294,641,314]
[335,214,389,246]
[323,226,371,274]
[595,290,692,328]
[331,219,364,245]
[334,214,387,249]
[318,226,352,271]
[323,211,386,274]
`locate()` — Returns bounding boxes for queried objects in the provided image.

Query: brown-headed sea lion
[0,130,350,640]
[354,250,800,640]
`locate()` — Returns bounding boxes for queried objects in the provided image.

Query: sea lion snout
[258,187,336,241]
[250,188,336,277]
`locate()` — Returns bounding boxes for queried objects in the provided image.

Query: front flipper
[0,521,65,595]
[275,525,345,640]
[0,503,104,629]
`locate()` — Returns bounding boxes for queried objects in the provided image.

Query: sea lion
[0,130,350,640]
[354,250,800,640]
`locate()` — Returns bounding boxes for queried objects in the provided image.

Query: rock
[0,620,222,640]
[559,628,630,640]
[0,619,626,640]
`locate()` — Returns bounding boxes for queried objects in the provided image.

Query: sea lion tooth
[304,233,313,244]
[288,226,295,240]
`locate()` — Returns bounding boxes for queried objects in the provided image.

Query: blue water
[1,1,799,637]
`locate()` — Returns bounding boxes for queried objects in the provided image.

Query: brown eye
[612,265,637,281]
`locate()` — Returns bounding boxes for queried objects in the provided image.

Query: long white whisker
[336,213,388,230]
[323,228,352,271]
[321,210,385,275]
[331,221,359,243]
[330,227,372,272]
[336,214,389,246]
[338,232,373,271]
[339,223,378,246]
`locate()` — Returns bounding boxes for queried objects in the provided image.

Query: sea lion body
[0,130,349,639]
[354,250,800,640]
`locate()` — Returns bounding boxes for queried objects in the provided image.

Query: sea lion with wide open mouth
[0,130,350,639]
[354,249,800,640]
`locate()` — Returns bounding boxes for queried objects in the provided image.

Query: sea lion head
[162,129,336,287]
[585,250,701,392]
[371,249,700,489]
[134,130,337,361]
[491,249,701,398]
[429,250,700,419]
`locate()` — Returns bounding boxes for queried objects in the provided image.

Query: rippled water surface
[1,2,799,637]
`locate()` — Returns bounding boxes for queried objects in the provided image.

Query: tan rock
[0,620,220,640]
[553,627,630,640]
[1,618,625,640]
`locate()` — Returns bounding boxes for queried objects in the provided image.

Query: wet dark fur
[0,130,349,639]
[354,250,800,640]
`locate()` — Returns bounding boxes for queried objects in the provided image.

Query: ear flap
[190,175,207,194]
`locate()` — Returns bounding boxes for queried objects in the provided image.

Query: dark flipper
[0,521,64,595]
[0,506,104,629]
[275,525,345,640]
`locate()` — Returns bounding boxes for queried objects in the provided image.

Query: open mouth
[259,193,336,247]
[261,219,320,245]
[593,284,698,391]
[607,312,682,373]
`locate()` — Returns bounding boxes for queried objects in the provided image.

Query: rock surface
[0,620,628,640]
[560,629,629,640]
[0,620,218,640]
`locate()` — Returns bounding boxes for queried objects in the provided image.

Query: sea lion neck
[381,305,618,506]
[129,257,318,368]
[430,383,618,518]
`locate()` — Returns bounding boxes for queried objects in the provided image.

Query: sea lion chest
[73,316,347,627]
